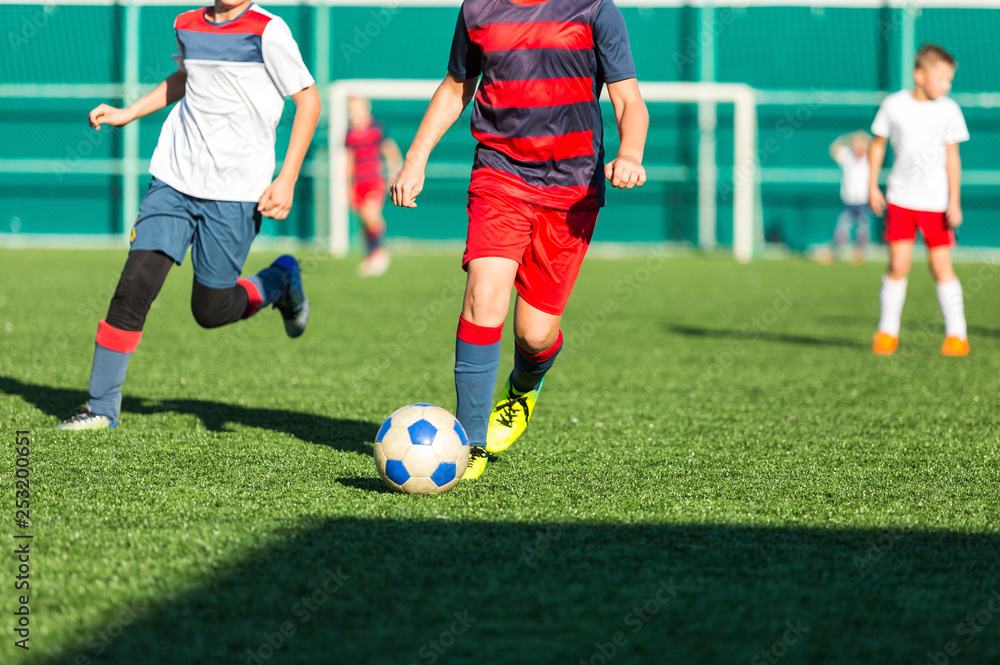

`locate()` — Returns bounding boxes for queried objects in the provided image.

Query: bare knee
[931,266,957,283]
[515,325,560,355]
[885,242,913,280]
[929,253,957,283]
[887,258,911,280]
[463,281,509,327]
[359,202,386,230]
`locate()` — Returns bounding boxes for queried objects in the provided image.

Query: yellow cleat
[941,336,970,356]
[486,378,542,454]
[462,446,488,480]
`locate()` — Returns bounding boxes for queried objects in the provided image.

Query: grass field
[2,247,1000,665]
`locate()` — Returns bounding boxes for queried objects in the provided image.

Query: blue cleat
[271,255,309,338]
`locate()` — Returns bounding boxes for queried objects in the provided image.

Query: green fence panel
[2,3,998,250]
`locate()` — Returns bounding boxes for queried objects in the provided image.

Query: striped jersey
[149,3,315,202]
[345,122,388,184]
[448,0,637,211]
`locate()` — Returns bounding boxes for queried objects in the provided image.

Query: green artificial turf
[1,248,999,664]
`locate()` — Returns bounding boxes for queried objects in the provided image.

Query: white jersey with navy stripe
[148,4,315,203]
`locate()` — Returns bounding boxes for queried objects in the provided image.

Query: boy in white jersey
[819,131,871,265]
[869,44,970,357]
[57,0,321,430]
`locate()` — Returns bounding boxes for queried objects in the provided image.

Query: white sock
[878,275,908,336]
[936,278,967,339]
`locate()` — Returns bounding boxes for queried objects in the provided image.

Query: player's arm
[257,83,321,220]
[868,135,888,217]
[88,69,187,130]
[382,137,404,181]
[390,74,478,208]
[605,78,649,190]
[945,142,962,228]
[829,133,851,161]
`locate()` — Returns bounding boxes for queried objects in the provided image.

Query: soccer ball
[374,404,470,494]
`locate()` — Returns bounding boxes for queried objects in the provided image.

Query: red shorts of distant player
[350,179,386,210]
[883,204,954,247]
[463,189,598,316]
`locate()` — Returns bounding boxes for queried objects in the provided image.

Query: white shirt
[870,90,969,213]
[835,146,870,206]
[149,4,315,202]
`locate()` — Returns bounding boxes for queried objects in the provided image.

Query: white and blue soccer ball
[374,404,470,494]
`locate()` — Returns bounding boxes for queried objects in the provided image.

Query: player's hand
[946,201,963,228]
[390,162,424,208]
[258,176,295,220]
[605,156,646,190]
[869,186,887,217]
[88,104,133,130]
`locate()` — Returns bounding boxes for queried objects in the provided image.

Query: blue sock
[88,320,142,420]
[454,316,502,447]
[246,263,291,308]
[510,331,563,393]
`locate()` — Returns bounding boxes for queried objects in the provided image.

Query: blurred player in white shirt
[869,44,970,357]
[819,131,871,265]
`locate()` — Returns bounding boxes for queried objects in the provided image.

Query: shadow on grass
[818,314,1000,340]
[30,518,1000,665]
[0,376,377,454]
[335,476,394,493]
[667,324,866,349]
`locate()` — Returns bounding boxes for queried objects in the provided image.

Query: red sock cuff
[516,329,563,362]
[237,278,263,318]
[96,320,142,353]
[457,316,503,345]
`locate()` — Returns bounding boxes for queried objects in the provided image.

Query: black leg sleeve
[105,250,174,332]
[190,280,251,329]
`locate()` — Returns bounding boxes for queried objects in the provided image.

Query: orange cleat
[872,331,899,355]
[940,336,970,356]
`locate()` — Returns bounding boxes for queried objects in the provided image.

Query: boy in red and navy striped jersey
[391,0,648,479]
[346,96,402,277]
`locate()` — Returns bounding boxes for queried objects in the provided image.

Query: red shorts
[463,189,598,316]
[884,204,954,247]
[350,179,386,210]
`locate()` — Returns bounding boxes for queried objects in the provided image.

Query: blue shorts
[130,178,261,289]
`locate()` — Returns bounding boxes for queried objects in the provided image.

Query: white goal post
[329,79,761,261]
